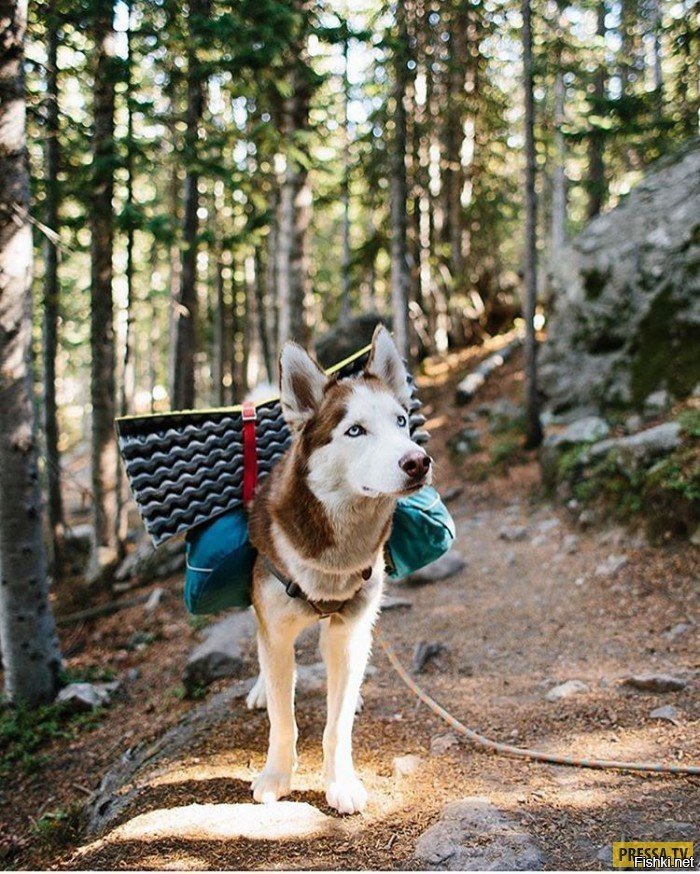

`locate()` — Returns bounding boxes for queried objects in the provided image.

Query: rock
[690,525,700,546]
[562,534,579,554]
[412,641,446,674]
[663,622,692,641]
[537,518,560,533]
[392,754,424,779]
[644,389,670,415]
[540,142,700,413]
[530,534,547,547]
[649,705,680,725]
[544,416,610,447]
[585,422,681,473]
[115,539,185,584]
[431,732,460,756]
[144,587,165,613]
[488,399,522,433]
[624,413,643,433]
[57,681,120,711]
[622,674,688,693]
[62,523,93,575]
[296,662,326,694]
[315,311,386,368]
[414,796,544,870]
[448,428,482,455]
[441,486,464,504]
[498,525,528,542]
[381,594,413,611]
[594,554,628,577]
[406,550,466,584]
[182,611,255,693]
[545,680,589,702]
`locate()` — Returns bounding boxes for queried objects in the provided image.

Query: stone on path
[431,732,460,756]
[79,802,336,851]
[663,622,692,641]
[622,674,688,693]
[407,550,466,584]
[595,554,628,577]
[414,796,544,870]
[649,705,680,725]
[498,525,528,542]
[57,681,121,711]
[392,754,424,779]
[545,680,589,702]
[381,593,413,611]
[183,611,255,693]
[412,641,446,674]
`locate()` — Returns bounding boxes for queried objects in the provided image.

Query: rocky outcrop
[540,140,700,414]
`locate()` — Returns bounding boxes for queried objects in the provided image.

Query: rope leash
[376,629,700,777]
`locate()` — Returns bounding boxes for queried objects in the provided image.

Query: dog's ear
[364,325,412,408]
[279,342,327,431]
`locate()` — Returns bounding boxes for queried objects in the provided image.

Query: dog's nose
[399,451,432,479]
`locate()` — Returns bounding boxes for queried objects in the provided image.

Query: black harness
[263,557,372,618]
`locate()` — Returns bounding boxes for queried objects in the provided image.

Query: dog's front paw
[251,768,292,803]
[246,675,267,710]
[325,775,368,815]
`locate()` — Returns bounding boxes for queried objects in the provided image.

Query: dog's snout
[399,451,432,479]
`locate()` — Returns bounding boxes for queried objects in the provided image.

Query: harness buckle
[241,401,257,421]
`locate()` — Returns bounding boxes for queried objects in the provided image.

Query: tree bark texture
[587,0,607,219]
[0,0,62,705]
[390,0,411,361]
[172,0,210,409]
[42,1,65,574]
[89,0,118,566]
[276,60,312,350]
[521,0,543,448]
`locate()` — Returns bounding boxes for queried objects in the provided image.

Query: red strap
[241,402,258,506]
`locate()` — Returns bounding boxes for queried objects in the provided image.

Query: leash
[376,629,700,777]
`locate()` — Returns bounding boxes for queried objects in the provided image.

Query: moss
[490,435,523,468]
[31,804,83,849]
[630,283,700,407]
[677,408,700,438]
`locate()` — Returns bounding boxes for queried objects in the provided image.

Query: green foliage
[677,408,700,438]
[490,435,524,468]
[32,804,83,849]
[0,702,105,776]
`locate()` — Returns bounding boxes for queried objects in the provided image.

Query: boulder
[115,539,185,585]
[540,141,700,414]
[414,796,544,870]
[585,422,681,472]
[406,550,466,584]
[57,681,120,711]
[544,416,610,447]
[392,754,424,779]
[182,611,256,693]
[545,680,589,702]
[622,674,688,693]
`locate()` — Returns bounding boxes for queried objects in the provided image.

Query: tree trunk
[172,0,209,409]
[587,1,607,219]
[276,60,311,349]
[521,0,543,448]
[340,33,352,322]
[42,0,65,576]
[390,0,411,361]
[254,247,273,381]
[0,0,62,705]
[89,0,118,577]
[117,4,135,554]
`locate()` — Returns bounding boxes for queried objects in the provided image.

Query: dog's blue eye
[345,424,366,438]
[397,415,407,428]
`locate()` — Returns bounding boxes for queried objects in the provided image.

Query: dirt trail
[14,351,699,870]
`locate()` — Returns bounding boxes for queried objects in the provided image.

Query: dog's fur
[246,326,432,814]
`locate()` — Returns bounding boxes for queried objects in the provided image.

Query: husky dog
[246,326,432,815]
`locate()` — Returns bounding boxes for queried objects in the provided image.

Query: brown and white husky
[246,326,432,814]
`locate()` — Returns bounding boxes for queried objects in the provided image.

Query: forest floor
[1,346,698,871]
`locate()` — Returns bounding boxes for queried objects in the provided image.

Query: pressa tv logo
[613,842,695,869]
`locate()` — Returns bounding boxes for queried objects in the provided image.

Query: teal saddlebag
[184,486,455,614]
[184,511,255,614]
[385,486,455,580]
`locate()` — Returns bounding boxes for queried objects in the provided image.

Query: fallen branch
[56,593,150,627]
[455,332,523,404]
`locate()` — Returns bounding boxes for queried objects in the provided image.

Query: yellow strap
[115,341,374,424]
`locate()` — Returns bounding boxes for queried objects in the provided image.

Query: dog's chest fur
[248,386,397,603]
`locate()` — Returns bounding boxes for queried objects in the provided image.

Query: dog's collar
[263,557,372,618]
